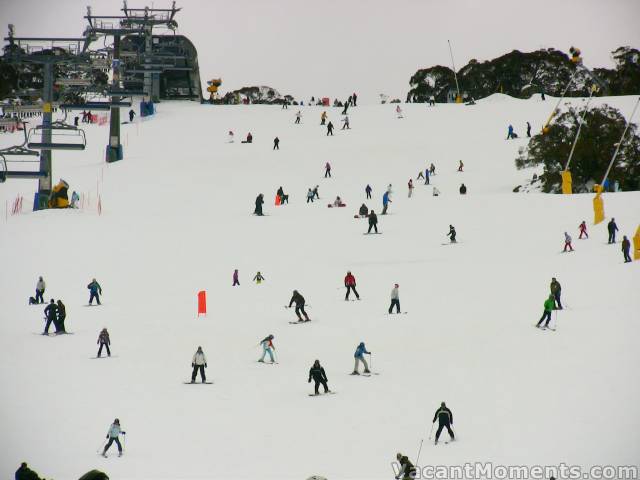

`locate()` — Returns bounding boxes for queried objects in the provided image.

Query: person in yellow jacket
[320,111,327,125]
[48,180,69,208]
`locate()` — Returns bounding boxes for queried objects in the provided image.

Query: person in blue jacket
[382,191,391,215]
[87,278,102,305]
[351,342,371,375]
[506,124,515,139]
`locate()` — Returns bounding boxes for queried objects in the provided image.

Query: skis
[35,332,74,336]
[349,372,380,377]
[91,355,118,359]
[183,381,213,385]
[308,391,336,397]
[534,325,556,332]
[289,320,312,325]
[257,361,278,365]
[363,232,382,235]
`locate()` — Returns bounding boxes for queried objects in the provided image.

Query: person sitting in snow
[331,196,345,207]
[241,132,253,143]
[358,203,369,217]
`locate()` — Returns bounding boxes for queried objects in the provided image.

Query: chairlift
[0,152,47,182]
[27,122,87,151]
[0,121,40,157]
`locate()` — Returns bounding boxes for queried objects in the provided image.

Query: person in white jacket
[191,346,208,383]
[388,284,401,314]
[35,276,46,304]
[227,131,234,143]
[102,418,125,457]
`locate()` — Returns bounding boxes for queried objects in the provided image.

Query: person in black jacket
[308,359,330,395]
[607,218,618,244]
[358,203,368,217]
[273,137,279,150]
[288,290,310,322]
[43,299,58,334]
[56,300,66,333]
[459,183,467,195]
[394,453,416,479]
[432,401,454,444]
[15,462,42,480]
[367,210,378,233]
[254,194,264,216]
[326,121,334,136]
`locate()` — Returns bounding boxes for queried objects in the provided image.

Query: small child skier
[258,335,276,363]
[253,271,265,284]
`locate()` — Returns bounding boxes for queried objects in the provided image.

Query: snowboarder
[128,109,135,123]
[578,221,588,239]
[258,335,276,363]
[97,328,111,357]
[241,132,253,144]
[607,218,618,244]
[308,359,330,395]
[253,271,265,284]
[254,194,264,216]
[35,276,45,304]
[507,124,515,139]
[70,191,80,209]
[526,121,531,137]
[307,188,315,203]
[622,236,632,263]
[331,196,345,207]
[430,163,436,175]
[351,342,371,374]
[447,225,457,243]
[563,232,573,252]
[324,162,331,178]
[327,121,334,136]
[273,137,279,150]
[56,300,66,333]
[295,110,302,124]
[342,115,350,130]
[101,419,125,457]
[288,290,310,322]
[232,269,240,286]
[459,183,467,195]
[388,284,400,314]
[14,462,43,480]
[276,186,288,204]
[433,186,440,197]
[458,160,464,172]
[536,294,556,329]
[382,190,391,215]
[227,131,234,143]
[367,210,378,233]
[394,453,416,480]
[432,402,455,444]
[344,271,360,300]
[365,184,372,199]
[550,277,562,310]
[320,111,327,125]
[358,203,369,217]
[396,105,403,118]
[87,278,102,305]
[191,346,207,383]
[43,299,58,334]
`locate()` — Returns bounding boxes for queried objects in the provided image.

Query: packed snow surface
[1,95,639,480]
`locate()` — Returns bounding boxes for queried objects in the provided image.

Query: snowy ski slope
[1,94,639,480]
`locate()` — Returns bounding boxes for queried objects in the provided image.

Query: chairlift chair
[27,122,86,151]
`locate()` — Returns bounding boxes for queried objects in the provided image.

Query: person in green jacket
[536,294,556,328]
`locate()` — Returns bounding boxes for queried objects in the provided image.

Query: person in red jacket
[344,271,360,301]
[578,221,588,239]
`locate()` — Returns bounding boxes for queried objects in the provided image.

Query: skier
[344,271,360,300]
[295,110,302,124]
[191,346,207,383]
[232,269,240,286]
[429,95,436,106]
[312,185,320,200]
[536,294,556,329]
[432,186,440,196]
[70,191,80,209]
[550,277,562,310]
[35,276,45,304]
[432,402,455,444]
[288,290,310,322]
[526,121,531,137]
[507,124,515,139]
[367,210,378,233]
[424,168,430,185]
[101,419,125,457]
[352,92,357,106]
[327,121,334,136]
[306,188,315,203]
[563,232,573,252]
[365,184,372,199]
[97,328,111,357]
[56,299,66,333]
[578,221,588,239]
[253,271,265,284]
[416,170,424,180]
[396,105,403,118]
[408,179,414,198]
[622,236,632,263]
[447,225,457,243]
[43,299,58,334]
[320,111,327,125]
[258,335,276,363]
[459,183,467,195]
[273,137,279,150]
[87,278,102,305]
[308,359,330,395]
[351,342,371,375]
[358,203,369,218]
[388,284,400,314]
[276,186,288,204]
[341,101,349,115]
[458,160,464,172]
[394,453,417,480]
[607,218,618,244]
[128,109,135,123]
[254,193,264,216]
[342,115,350,130]
[14,462,43,480]
[382,190,391,215]
[324,162,331,178]
[227,131,234,143]
[430,163,436,175]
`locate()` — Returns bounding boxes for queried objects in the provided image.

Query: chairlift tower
[2,25,91,209]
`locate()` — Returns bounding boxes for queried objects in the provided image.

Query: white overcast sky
[1,0,639,103]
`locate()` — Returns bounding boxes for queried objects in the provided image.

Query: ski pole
[554,310,558,331]
[415,438,424,468]
[96,438,107,454]
[368,353,372,372]
[428,422,435,440]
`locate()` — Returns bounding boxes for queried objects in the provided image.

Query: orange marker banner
[197,290,207,316]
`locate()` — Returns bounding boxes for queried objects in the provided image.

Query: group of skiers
[231,270,266,286]
[564,217,633,262]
